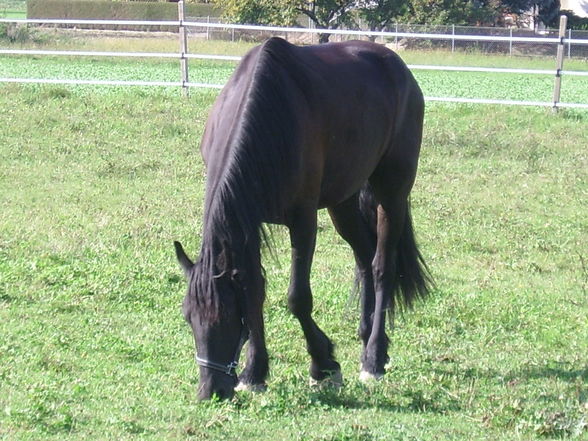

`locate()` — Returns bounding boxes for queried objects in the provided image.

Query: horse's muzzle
[197,373,237,401]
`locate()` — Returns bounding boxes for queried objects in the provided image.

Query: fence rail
[1,6,587,109]
[4,17,588,46]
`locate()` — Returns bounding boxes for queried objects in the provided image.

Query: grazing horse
[175,37,431,400]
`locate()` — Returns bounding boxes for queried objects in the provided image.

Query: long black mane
[189,38,304,321]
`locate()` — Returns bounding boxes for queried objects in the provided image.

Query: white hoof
[235,382,267,393]
[309,370,343,389]
[359,370,384,383]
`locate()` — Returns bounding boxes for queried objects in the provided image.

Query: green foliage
[360,0,409,32]
[214,0,363,41]
[27,0,220,25]
[556,10,588,30]
[218,0,299,25]
[0,23,50,43]
[404,0,499,25]
[296,0,359,28]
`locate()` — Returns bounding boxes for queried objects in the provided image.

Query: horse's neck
[202,200,262,276]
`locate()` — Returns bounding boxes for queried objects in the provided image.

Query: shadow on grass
[516,361,588,383]
[299,382,462,414]
[304,359,586,414]
[427,358,587,385]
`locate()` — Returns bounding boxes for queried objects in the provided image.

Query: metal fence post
[509,28,513,56]
[552,15,567,111]
[178,0,189,97]
[567,28,571,58]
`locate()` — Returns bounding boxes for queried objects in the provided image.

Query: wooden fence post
[451,24,455,53]
[552,15,567,111]
[178,0,189,97]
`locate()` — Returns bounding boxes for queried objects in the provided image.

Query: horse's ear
[174,241,194,277]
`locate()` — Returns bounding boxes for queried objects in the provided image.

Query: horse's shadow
[303,359,587,413]
[515,363,587,383]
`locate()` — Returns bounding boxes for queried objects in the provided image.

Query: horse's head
[174,241,248,400]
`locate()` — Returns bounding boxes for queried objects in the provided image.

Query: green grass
[0,37,587,104]
[1,71,587,439]
[0,0,25,18]
[1,54,586,104]
[0,10,25,18]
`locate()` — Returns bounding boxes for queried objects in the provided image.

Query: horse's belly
[318,159,378,208]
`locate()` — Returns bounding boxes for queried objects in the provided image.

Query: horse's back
[200,38,424,217]
[289,40,424,207]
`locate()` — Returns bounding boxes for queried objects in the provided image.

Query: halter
[195,318,249,377]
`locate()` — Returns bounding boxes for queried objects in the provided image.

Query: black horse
[175,37,431,400]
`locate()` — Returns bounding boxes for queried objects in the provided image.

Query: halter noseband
[195,319,249,378]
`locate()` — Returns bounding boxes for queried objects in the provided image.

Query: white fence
[194,18,588,58]
[1,4,588,109]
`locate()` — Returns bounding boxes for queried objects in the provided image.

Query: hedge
[27,1,219,30]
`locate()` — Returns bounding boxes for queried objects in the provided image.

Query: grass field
[0,0,25,19]
[0,11,24,19]
[0,35,587,104]
[1,42,588,440]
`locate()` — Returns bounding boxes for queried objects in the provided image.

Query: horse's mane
[189,38,306,321]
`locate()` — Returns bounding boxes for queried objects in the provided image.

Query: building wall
[560,0,588,18]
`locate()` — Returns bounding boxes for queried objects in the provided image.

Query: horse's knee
[358,321,371,344]
[287,286,312,318]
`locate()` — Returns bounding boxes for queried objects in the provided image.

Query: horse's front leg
[287,207,341,385]
[236,255,269,391]
[236,308,269,392]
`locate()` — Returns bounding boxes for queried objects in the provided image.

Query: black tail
[358,183,433,311]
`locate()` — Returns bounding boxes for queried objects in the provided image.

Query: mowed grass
[0,82,587,441]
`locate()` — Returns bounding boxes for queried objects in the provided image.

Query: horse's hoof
[359,370,384,383]
[309,370,343,389]
[235,382,267,393]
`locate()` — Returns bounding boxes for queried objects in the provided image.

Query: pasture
[1,45,587,439]
[0,0,25,19]
[1,33,588,104]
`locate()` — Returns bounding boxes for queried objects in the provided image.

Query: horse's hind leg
[363,146,420,379]
[327,192,377,359]
[362,194,408,379]
[286,206,342,385]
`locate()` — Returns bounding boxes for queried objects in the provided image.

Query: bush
[0,22,48,43]
[27,1,220,31]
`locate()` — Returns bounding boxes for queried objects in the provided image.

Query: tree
[216,0,300,26]
[214,0,365,43]
[528,0,561,29]
[359,0,409,41]
[405,0,499,25]
[490,0,560,29]
[296,0,362,42]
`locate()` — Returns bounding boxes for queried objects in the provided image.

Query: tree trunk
[318,32,330,43]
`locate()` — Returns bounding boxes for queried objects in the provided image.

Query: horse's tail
[358,183,433,311]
